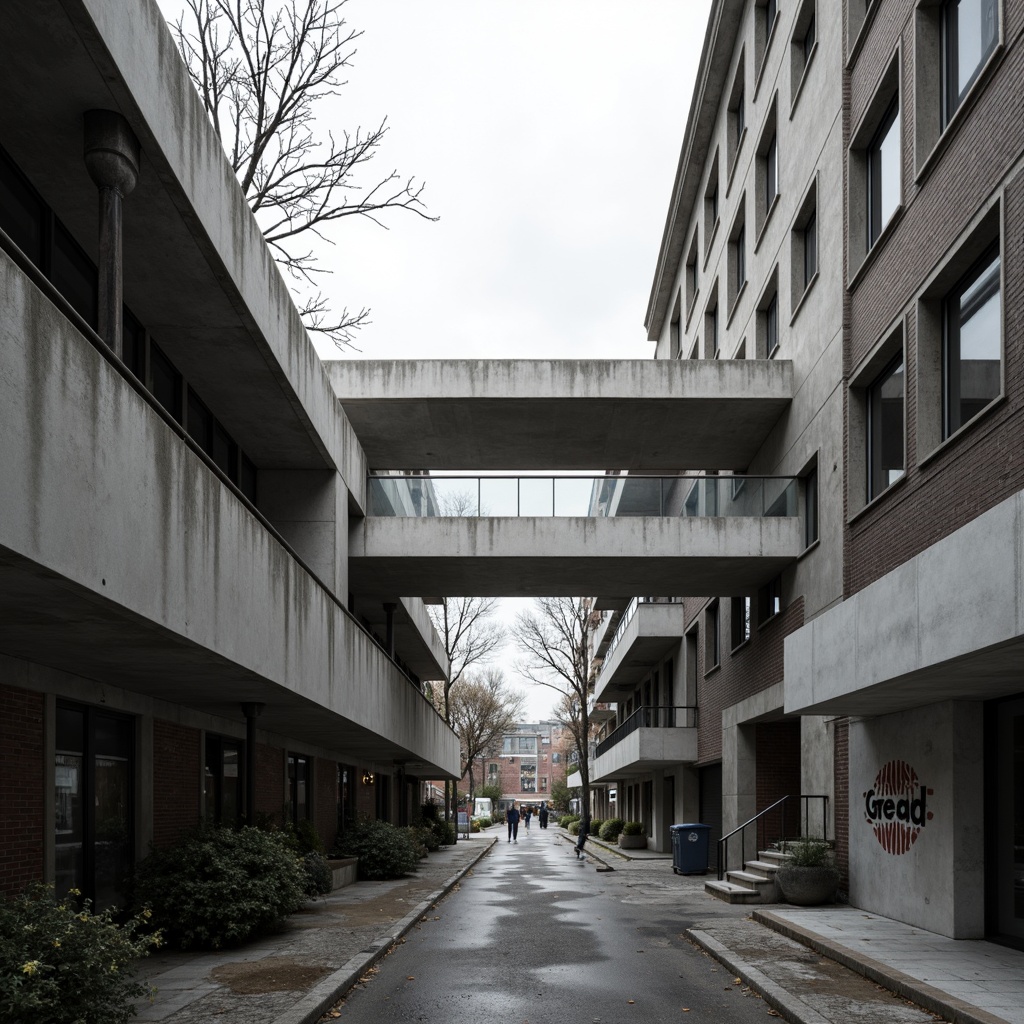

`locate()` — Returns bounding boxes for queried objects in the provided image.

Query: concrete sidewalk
[133,833,497,1024]
[556,828,1024,1024]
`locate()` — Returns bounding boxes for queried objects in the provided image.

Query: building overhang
[350,515,803,600]
[593,603,687,702]
[785,490,1024,717]
[591,726,698,781]
[326,359,793,471]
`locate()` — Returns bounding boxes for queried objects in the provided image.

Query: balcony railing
[368,474,799,519]
[601,596,683,667]
[595,705,697,758]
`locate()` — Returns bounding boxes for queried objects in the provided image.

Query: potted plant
[618,821,646,850]
[775,837,840,905]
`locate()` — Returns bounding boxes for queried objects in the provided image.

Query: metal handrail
[595,705,697,758]
[716,793,832,880]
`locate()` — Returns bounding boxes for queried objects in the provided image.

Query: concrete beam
[349,516,803,599]
[590,726,698,781]
[326,359,793,470]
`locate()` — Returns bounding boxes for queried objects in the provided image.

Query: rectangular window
[150,343,183,423]
[51,221,97,329]
[686,231,700,308]
[205,735,243,826]
[765,132,778,208]
[0,145,45,266]
[804,466,818,546]
[520,762,537,792]
[943,246,1000,436]
[867,97,900,248]
[705,602,721,670]
[288,754,310,824]
[730,596,751,649]
[734,86,745,140]
[942,0,998,125]
[804,210,818,289]
[187,389,214,454]
[867,354,905,499]
[803,13,816,63]
[766,291,779,356]
[758,576,782,625]
[735,221,746,293]
[240,453,258,504]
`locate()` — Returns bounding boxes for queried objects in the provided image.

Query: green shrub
[622,820,643,836]
[301,852,333,897]
[133,826,306,950]
[412,824,440,852]
[470,820,481,833]
[785,837,832,867]
[420,800,441,822]
[599,817,625,841]
[559,814,580,829]
[0,885,160,1024]
[590,818,604,836]
[338,818,419,880]
[432,819,456,846]
[568,820,581,836]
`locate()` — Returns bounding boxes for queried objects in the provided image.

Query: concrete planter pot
[618,833,647,850]
[775,865,840,906]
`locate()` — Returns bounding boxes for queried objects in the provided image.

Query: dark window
[942,0,998,125]
[735,221,746,293]
[706,602,721,669]
[766,0,778,25]
[0,146,45,265]
[735,87,745,138]
[943,246,1000,436]
[766,291,779,356]
[240,453,258,504]
[804,210,818,289]
[122,308,147,382]
[288,754,311,824]
[212,421,237,479]
[867,354,905,499]
[708,304,719,356]
[670,313,681,358]
[765,132,778,207]
[731,596,752,649]
[804,465,818,545]
[150,343,183,423]
[758,575,783,624]
[187,388,214,454]
[709,182,719,225]
[803,13,816,64]
[51,222,97,329]
[55,703,134,912]
[867,97,900,248]
[337,765,355,838]
[205,735,243,826]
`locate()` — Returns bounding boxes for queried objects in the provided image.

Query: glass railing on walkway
[594,705,698,758]
[368,474,799,519]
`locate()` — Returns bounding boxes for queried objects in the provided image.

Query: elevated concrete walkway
[326,359,793,470]
[348,514,804,600]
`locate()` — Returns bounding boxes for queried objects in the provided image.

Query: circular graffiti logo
[863,760,934,855]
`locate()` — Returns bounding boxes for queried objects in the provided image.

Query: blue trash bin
[670,823,710,875]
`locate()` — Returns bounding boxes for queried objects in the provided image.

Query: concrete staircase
[705,848,791,904]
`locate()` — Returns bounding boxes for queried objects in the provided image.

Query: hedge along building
[0,0,458,911]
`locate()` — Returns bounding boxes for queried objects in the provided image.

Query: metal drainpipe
[83,110,140,359]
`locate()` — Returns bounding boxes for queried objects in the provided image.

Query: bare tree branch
[172,0,436,350]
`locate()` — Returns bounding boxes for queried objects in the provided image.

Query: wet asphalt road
[332,830,773,1023]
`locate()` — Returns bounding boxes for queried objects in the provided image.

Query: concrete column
[83,110,140,358]
[241,702,265,823]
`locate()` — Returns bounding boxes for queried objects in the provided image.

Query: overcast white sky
[157,0,713,719]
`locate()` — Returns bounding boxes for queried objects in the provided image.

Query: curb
[752,910,1009,1024]
[686,928,833,1024]
[269,837,498,1024]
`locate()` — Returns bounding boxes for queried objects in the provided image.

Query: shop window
[55,703,134,911]
[205,735,243,826]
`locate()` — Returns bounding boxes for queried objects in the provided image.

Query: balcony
[590,706,698,781]
[593,600,688,703]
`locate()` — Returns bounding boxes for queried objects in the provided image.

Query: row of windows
[701,578,783,673]
[0,143,257,504]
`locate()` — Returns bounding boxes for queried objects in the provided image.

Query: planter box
[775,865,840,906]
[326,857,358,891]
[618,834,647,850]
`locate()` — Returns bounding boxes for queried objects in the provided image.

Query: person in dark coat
[538,802,549,829]
[574,812,591,859]
[506,801,521,844]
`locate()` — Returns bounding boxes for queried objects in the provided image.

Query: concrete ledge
[269,837,497,1024]
[326,857,358,891]
[752,910,1010,1024]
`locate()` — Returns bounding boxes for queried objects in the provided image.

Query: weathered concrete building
[0,0,458,909]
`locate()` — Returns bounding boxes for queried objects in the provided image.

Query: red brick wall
[755,720,802,839]
[0,685,44,895]
[845,7,1024,596]
[693,597,805,764]
[256,744,285,823]
[833,718,850,893]
[315,759,338,851]
[152,720,201,848]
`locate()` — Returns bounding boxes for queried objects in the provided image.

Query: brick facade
[755,720,802,839]
[256,744,285,823]
[152,720,201,848]
[833,717,849,893]
[0,685,44,895]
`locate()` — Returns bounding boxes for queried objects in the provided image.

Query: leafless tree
[171,0,436,348]
[510,597,598,822]
[447,668,524,800]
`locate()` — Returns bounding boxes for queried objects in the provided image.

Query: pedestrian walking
[524,804,531,831]
[574,812,591,860]
[506,801,520,844]
[538,802,549,829]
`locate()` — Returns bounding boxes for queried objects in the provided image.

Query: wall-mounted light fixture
[361,770,375,786]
